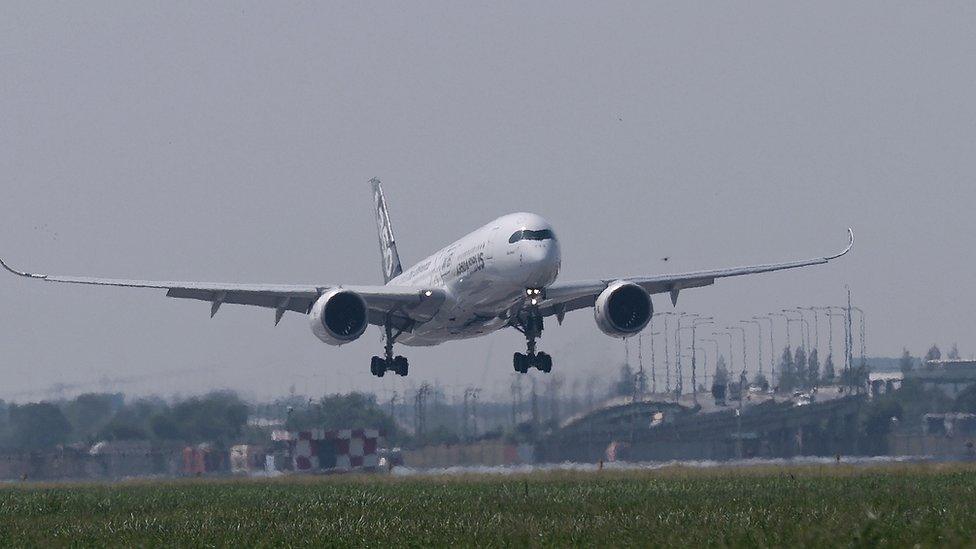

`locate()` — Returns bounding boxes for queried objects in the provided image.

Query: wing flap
[1,256,444,326]
[165,288,315,313]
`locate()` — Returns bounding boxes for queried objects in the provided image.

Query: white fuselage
[389,212,561,346]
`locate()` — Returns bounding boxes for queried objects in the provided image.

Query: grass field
[2,463,976,546]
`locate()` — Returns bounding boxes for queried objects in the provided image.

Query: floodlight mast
[740,319,762,381]
[770,312,791,351]
[648,330,661,394]
[716,331,735,379]
[704,338,721,390]
[782,309,807,352]
[726,325,747,381]
[753,315,776,383]
[679,317,713,405]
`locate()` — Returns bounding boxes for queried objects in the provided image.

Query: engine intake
[309,289,369,345]
[594,281,652,338]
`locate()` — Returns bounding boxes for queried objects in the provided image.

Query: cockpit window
[509,229,555,244]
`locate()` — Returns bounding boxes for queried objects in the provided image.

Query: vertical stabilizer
[370,178,403,283]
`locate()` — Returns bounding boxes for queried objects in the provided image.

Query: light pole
[716,331,735,379]
[798,307,820,356]
[654,313,674,394]
[770,312,791,352]
[741,320,763,382]
[648,330,661,394]
[822,308,844,381]
[704,338,721,390]
[692,318,714,403]
[680,318,713,404]
[825,306,850,379]
[695,346,708,390]
[674,312,700,398]
[782,309,807,352]
[753,315,776,384]
[852,306,866,368]
[727,325,748,381]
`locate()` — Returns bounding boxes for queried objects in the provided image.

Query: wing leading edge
[539,228,854,319]
[0,257,444,327]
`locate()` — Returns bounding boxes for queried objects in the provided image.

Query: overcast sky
[2,2,974,402]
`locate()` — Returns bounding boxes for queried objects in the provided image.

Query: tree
[954,384,976,413]
[863,397,903,449]
[949,343,961,360]
[614,363,635,397]
[752,372,769,391]
[711,355,729,400]
[713,355,729,386]
[807,348,820,388]
[62,393,121,442]
[779,346,797,392]
[286,392,400,441]
[169,391,249,444]
[925,345,942,362]
[98,421,147,441]
[8,403,72,449]
[794,347,808,389]
[899,349,914,374]
[0,400,9,447]
[823,353,836,383]
[150,413,180,440]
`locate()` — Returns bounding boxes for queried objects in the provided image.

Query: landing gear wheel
[370,356,386,377]
[393,356,409,377]
[514,307,550,374]
[373,321,409,377]
[535,352,552,373]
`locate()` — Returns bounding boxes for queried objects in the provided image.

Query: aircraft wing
[0,258,444,327]
[537,228,854,319]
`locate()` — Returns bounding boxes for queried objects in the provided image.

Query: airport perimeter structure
[540,389,865,462]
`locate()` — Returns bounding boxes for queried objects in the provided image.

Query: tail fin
[370,178,403,283]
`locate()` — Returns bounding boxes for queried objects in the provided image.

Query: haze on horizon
[2,2,974,402]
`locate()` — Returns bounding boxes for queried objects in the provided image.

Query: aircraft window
[509,229,555,244]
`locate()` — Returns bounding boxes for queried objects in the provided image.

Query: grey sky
[2,2,974,402]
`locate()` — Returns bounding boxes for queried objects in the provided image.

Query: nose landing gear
[512,302,553,373]
[371,322,409,377]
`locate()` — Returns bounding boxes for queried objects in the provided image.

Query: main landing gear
[371,322,408,377]
[513,307,552,374]
[514,350,551,373]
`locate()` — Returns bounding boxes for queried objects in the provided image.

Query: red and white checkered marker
[291,429,381,471]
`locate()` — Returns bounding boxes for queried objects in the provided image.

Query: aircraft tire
[514,352,528,373]
[370,356,385,377]
[394,356,409,376]
[536,352,552,373]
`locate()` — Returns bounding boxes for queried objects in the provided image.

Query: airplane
[0,179,853,377]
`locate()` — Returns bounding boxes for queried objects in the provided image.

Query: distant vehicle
[377,447,403,470]
[1,179,852,378]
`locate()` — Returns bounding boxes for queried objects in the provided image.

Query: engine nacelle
[309,288,369,345]
[594,281,653,338]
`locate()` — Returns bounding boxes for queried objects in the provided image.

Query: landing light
[424,290,433,297]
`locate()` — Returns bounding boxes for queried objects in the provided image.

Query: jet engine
[309,288,369,345]
[594,281,652,338]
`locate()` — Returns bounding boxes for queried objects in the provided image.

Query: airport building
[905,359,976,398]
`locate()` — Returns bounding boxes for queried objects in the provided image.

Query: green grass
[2,463,976,547]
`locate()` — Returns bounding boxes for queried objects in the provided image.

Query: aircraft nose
[522,240,561,286]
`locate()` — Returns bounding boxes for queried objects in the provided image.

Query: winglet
[0,256,47,279]
[825,227,855,261]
